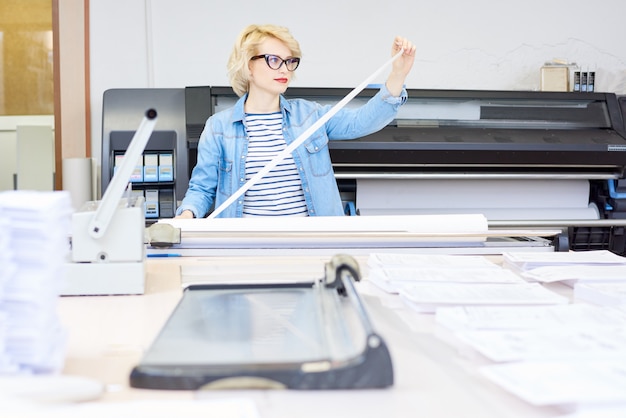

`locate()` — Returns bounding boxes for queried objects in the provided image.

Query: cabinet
[108,131,176,219]
[101,88,188,221]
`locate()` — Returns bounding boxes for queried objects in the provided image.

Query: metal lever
[88,109,157,239]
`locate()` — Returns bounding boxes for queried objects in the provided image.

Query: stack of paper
[454,325,626,362]
[367,253,519,294]
[366,253,566,312]
[0,191,72,374]
[432,289,626,409]
[503,250,626,270]
[574,282,626,307]
[436,303,626,332]
[398,282,567,313]
[481,360,626,407]
[0,214,15,373]
[503,250,626,280]
[368,253,499,271]
[521,264,626,286]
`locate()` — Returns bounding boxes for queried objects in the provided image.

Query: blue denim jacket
[176,85,407,218]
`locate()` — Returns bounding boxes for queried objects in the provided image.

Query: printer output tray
[130,256,393,390]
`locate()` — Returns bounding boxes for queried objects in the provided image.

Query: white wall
[90,0,626,164]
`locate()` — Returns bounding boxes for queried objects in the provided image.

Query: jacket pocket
[217,159,233,196]
[303,134,333,177]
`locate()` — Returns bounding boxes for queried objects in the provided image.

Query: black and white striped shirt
[243,112,308,217]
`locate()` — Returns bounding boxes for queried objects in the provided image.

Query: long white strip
[208,50,404,218]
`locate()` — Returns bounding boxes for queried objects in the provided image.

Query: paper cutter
[130,255,393,390]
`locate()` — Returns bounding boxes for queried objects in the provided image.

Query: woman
[176,24,415,218]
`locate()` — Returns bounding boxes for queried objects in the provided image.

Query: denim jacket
[176,84,407,218]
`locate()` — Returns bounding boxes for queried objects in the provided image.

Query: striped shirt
[243,112,308,217]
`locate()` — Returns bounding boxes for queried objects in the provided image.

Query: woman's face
[248,37,297,96]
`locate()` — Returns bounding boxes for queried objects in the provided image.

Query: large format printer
[102,87,626,254]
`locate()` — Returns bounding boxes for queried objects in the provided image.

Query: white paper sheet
[456,326,626,362]
[481,361,626,406]
[574,282,626,306]
[435,304,626,331]
[369,267,526,294]
[3,398,260,418]
[522,265,626,284]
[504,250,626,267]
[367,253,499,269]
[398,283,568,313]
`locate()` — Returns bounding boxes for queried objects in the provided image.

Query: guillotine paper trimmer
[64,109,157,295]
[130,255,394,390]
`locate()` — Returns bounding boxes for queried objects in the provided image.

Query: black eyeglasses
[250,54,300,71]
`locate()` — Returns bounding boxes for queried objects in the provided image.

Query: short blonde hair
[227,24,302,97]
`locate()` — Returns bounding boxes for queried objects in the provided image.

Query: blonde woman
[176,24,415,218]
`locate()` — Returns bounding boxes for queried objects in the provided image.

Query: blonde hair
[227,24,302,97]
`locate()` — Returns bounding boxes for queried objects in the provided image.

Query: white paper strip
[208,49,404,218]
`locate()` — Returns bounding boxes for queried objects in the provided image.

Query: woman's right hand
[174,210,194,219]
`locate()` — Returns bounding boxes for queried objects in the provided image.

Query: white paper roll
[62,157,93,211]
[355,178,601,221]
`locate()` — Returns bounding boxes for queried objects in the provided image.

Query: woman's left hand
[391,36,416,77]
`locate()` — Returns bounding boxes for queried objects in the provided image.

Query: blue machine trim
[608,179,626,199]
[344,201,357,216]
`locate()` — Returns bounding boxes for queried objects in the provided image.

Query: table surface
[55,254,567,418]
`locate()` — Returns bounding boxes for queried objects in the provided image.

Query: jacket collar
[230,92,292,123]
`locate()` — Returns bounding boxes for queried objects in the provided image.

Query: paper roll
[62,157,93,211]
[355,178,600,221]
